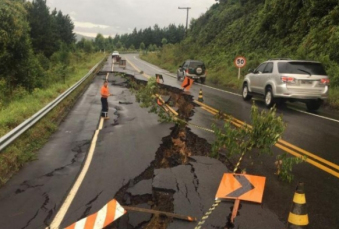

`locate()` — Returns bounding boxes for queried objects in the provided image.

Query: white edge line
[288,106,339,123]
[131,55,339,123]
[48,118,105,229]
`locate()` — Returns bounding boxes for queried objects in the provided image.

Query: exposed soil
[107,73,234,229]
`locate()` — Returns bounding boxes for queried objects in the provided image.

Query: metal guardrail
[0,58,105,152]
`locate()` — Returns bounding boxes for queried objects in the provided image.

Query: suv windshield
[278,62,327,75]
[189,62,204,68]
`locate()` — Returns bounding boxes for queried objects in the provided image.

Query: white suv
[242,59,329,111]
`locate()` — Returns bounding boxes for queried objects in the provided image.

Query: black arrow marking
[226,175,255,198]
[182,77,193,89]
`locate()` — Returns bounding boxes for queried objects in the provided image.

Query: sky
[45,0,216,38]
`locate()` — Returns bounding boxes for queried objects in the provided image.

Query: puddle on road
[106,74,235,229]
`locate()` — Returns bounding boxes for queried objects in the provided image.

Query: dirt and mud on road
[105,73,239,229]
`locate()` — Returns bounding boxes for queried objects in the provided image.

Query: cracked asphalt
[1,55,339,229]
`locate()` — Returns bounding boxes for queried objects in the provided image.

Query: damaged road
[104,71,284,229]
[0,57,284,229]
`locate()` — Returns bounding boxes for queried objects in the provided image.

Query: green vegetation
[0,0,108,185]
[76,23,186,54]
[140,0,339,106]
[0,54,104,186]
[212,104,304,182]
[110,24,185,51]
[0,53,104,137]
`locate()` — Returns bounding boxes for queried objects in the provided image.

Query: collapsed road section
[0,58,286,229]
[90,72,283,229]
[106,73,229,229]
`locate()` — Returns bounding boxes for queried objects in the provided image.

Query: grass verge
[0,54,106,186]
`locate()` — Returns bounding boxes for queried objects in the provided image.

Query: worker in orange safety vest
[101,81,111,119]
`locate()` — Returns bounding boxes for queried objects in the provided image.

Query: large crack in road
[106,73,231,229]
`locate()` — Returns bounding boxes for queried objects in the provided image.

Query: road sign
[181,77,194,91]
[234,56,246,68]
[215,173,266,203]
[234,56,247,79]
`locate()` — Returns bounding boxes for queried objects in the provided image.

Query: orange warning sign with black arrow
[215,173,266,203]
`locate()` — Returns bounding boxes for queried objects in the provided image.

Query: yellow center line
[195,100,339,177]
[278,139,339,171]
[125,58,150,79]
[199,106,243,128]
[195,100,246,126]
[276,143,339,179]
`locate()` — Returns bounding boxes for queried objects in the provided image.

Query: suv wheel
[242,84,252,101]
[200,77,206,84]
[265,87,275,108]
[306,100,322,111]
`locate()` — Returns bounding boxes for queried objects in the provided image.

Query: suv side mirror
[248,69,254,73]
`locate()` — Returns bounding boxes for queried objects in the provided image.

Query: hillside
[75,33,94,42]
[141,0,339,107]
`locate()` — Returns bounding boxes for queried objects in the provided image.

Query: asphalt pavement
[122,54,339,229]
[0,55,338,229]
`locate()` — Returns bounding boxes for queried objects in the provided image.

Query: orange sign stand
[215,173,266,203]
[156,74,164,83]
[181,77,194,91]
[65,199,126,229]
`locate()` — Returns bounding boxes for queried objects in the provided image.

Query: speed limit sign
[234,56,246,79]
[234,56,246,68]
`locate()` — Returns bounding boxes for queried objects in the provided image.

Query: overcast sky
[45,0,215,38]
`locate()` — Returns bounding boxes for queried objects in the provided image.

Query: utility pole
[178,7,191,36]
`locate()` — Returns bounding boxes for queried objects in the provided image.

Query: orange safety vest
[101,86,110,98]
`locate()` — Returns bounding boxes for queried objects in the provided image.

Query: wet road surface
[122,54,339,229]
[0,56,338,229]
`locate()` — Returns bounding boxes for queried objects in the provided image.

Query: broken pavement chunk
[127,179,153,196]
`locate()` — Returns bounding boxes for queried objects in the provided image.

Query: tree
[57,44,70,83]
[25,0,57,58]
[84,40,94,53]
[54,10,76,45]
[107,36,114,51]
[116,41,122,49]
[129,44,135,50]
[77,38,86,50]
[0,0,43,93]
[94,33,105,51]
[161,38,168,45]
[140,42,145,50]
[148,44,154,52]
